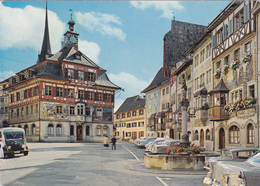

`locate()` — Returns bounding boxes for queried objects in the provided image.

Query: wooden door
[200,130,204,147]
[219,128,225,149]
[77,126,82,140]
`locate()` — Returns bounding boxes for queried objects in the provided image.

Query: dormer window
[76,55,81,59]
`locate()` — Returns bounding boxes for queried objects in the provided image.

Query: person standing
[111,136,116,150]
[103,135,109,150]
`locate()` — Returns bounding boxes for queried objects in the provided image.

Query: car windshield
[162,141,170,145]
[247,153,260,164]
[5,133,24,140]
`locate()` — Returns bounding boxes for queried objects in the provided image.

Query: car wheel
[24,151,29,156]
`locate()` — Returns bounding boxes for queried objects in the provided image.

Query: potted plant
[242,52,252,63]
[223,65,229,75]
[231,60,240,71]
[214,69,221,78]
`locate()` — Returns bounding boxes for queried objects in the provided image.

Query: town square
[1,1,260,185]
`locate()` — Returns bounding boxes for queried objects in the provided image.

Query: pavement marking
[156,176,169,186]
[122,145,140,161]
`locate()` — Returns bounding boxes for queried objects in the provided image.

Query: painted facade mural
[92,107,112,122]
[42,102,69,120]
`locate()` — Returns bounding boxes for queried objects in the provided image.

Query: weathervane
[69,9,73,20]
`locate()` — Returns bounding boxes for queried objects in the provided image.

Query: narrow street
[1,142,206,186]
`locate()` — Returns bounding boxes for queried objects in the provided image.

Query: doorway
[219,128,225,149]
[200,129,204,147]
[77,125,82,140]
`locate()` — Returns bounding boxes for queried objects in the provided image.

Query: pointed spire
[38,1,52,63]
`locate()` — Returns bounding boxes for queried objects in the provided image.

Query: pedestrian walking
[103,135,109,150]
[111,135,116,150]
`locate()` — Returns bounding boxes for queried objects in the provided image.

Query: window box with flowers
[231,60,240,71]
[214,69,221,79]
[224,96,257,114]
[223,65,229,75]
[242,52,252,63]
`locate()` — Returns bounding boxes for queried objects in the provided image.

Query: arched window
[24,125,29,135]
[206,129,210,141]
[56,124,62,136]
[48,124,54,135]
[97,126,101,136]
[103,126,108,136]
[229,125,240,144]
[70,125,74,136]
[247,124,254,144]
[86,126,90,136]
[31,124,36,135]
[195,130,199,140]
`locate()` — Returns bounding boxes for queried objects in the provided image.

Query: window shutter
[52,87,56,97]
[244,4,250,22]
[24,90,27,99]
[94,92,97,101]
[64,88,67,98]
[74,70,78,79]
[84,72,88,81]
[223,25,227,39]
[212,35,216,47]
[103,94,106,102]
[64,68,68,78]
[228,18,233,35]
[85,91,88,100]
[111,94,114,103]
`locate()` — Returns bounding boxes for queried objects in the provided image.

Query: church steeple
[38,2,52,63]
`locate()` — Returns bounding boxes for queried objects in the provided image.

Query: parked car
[144,138,170,152]
[134,137,147,146]
[138,137,156,148]
[0,127,29,158]
[203,148,259,186]
[150,139,180,154]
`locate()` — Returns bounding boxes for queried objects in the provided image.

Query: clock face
[70,36,77,43]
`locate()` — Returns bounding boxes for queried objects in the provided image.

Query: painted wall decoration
[92,107,112,122]
[42,102,69,120]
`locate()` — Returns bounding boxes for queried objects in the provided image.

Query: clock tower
[62,15,79,50]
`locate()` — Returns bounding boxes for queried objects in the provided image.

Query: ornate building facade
[3,6,120,142]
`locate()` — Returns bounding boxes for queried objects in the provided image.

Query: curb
[128,162,207,175]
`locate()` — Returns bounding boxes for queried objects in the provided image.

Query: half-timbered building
[208,1,258,149]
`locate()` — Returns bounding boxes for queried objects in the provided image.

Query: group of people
[103,135,116,150]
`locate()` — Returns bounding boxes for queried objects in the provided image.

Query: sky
[0,1,230,110]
